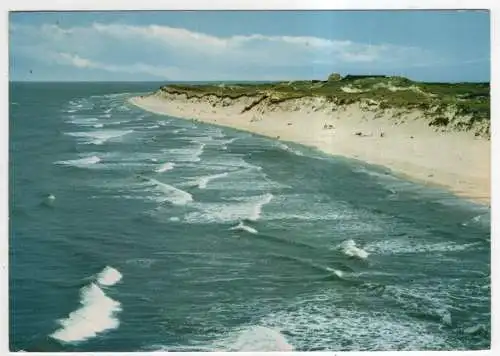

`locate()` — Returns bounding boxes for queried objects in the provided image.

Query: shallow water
[9,82,491,351]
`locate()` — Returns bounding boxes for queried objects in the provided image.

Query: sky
[9,10,490,82]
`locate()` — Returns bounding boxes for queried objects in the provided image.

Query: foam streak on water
[55,155,101,167]
[155,162,175,173]
[65,130,133,145]
[185,193,273,223]
[148,178,193,205]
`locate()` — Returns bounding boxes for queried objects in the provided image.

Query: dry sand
[130,94,490,204]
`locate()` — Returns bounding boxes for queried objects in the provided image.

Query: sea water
[9,82,490,351]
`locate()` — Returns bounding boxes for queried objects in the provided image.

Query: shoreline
[129,94,490,205]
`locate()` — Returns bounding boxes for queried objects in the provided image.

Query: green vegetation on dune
[159,73,490,137]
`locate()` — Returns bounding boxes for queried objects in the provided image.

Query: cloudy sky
[9,10,490,82]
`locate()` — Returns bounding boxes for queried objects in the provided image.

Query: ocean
[9,82,491,351]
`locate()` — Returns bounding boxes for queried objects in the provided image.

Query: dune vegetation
[159,73,490,137]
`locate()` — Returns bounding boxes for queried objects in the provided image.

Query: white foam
[441,311,452,326]
[214,326,293,351]
[338,239,369,260]
[93,124,104,128]
[238,193,273,221]
[55,155,101,167]
[47,194,56,201]
[230,221,258,234]
[464,324,485,334]
[50,282,121,343]
[148,178,193,205]
[363,239,482,255]
[277,143,304,156]
[67,117,99,126]
[96,266,123,286]
[66,130,133,145]
[190,165,283,192]
[257,299,449,350]
[185,193,273,223]
[164,143,205,162]
[462,213,490,228]
[155,162,175,173]
[325,267,345,278]
[193,172,229,189]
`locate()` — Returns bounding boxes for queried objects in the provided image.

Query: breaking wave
[49,267,122,343]
[212,326,293,351]
[338,239,370,260]
[229,221,258,234]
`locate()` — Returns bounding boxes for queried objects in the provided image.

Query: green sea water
[9,82,490,351]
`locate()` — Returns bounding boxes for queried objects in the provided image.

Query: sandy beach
[130,94,490,204]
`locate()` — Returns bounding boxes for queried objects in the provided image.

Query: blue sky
[9,10,490,82]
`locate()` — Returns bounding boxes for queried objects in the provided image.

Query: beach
[130,94,490,204]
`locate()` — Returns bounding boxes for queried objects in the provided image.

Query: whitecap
[96,266,123,286]
[277,143,304,156]
[338,239,369,260]
[66,117,99,126]
[155,162,175,173]
[185,193,273,223]
[163,143,205,162]
[50,282,121,343]
[363,239,483,255]
[464,324,485,335]
[214,326,293,351]
[192,172,229,189]
[147,178,193,205]
[65,129,133,145]
[55,155,101,167]
[441,311,452,326]
[230,221,258,234]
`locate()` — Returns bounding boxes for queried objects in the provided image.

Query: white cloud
[53,52,184,78]
[10,22,435,80]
